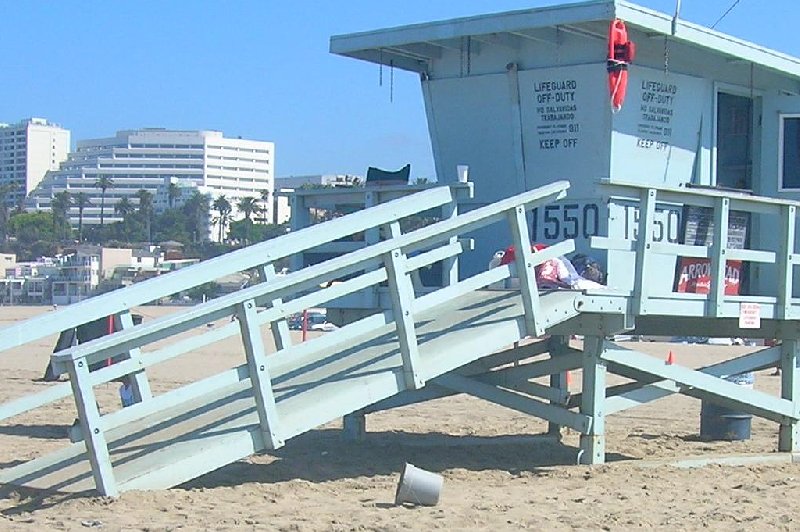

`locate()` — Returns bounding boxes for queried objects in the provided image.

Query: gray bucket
[395,463,443,506]
[699,372,754,441]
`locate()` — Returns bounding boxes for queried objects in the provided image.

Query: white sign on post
[739,303,761,329]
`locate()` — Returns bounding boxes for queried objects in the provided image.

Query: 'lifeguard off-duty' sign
[612,67,705,186]
[521,64,609,189]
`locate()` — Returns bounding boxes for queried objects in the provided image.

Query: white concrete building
[28,128,274,241]
[0,118,70,207]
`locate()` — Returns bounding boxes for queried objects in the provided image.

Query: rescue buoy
[607,19,636,112]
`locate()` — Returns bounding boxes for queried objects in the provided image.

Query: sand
[1,304,800,531]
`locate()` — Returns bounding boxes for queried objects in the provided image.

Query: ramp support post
[67,358,118,496]
[548,335,571,437]
[115,310,152,404]
[342,411,367,441]
[777,204,796,319]
[632,189,657,315]
[384,222,425,390]
[579,336,606,465]
[261,263,292,351]
[779,339,800,452]
[507,206,545,337]
[708,197,730,317]
[238,299,284,449]
[441,199,460,288]
[289,194,310,274]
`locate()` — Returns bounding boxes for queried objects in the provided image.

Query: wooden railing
[3,181,572,495]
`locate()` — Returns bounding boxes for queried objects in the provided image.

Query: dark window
[781,116,800,189]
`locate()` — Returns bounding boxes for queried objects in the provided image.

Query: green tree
[51,191,72,241]
[7,211,55,243]
[259,189,271,224]
[152,209,191,243]
[236,196,259,245]
[74,192,90,242]
[183,191,211,243]
[0,184,17,245]
[135,189,154,243]
[212,195,232,243]
[167,181,180,209]
[94,175,114,228]
[228,220,287,244]
[112,197,138,241]
[114,196,135,219]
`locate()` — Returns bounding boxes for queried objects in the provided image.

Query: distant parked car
[287,314,303,330]
[307,311,337,332]
[286,311,337,332]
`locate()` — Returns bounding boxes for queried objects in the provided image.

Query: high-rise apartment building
[28,128,274,241]
[0,118,70,207]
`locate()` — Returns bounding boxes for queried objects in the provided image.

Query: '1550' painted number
[531,203,600,241]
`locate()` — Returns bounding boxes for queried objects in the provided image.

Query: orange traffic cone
[665,350,675,365]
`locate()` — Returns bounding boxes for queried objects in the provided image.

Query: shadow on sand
[181,428,632,490]
[0,424,67,440]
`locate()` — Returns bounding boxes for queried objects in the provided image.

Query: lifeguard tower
[2,1,800,497]
[330,0,800,295]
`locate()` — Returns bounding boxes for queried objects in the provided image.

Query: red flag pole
[106,314,115,366]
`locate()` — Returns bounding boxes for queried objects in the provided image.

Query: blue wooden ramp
[0,181,584,496]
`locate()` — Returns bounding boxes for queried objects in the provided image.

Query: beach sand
[1,304,800,530]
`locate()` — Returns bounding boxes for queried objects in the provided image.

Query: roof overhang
[330,0,800,80]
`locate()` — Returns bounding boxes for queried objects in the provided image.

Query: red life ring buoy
[607,19,635,112]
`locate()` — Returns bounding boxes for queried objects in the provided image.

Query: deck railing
[592,182,800,322]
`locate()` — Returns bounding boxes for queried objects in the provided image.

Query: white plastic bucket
[395,463,443,506]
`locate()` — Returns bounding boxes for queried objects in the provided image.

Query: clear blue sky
[3,1,798,180]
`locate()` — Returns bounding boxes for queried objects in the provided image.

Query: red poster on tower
[674,204,749,296]
[674,258,742,295]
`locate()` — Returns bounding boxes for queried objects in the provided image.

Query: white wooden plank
[67,359,118,496]
[237,299,283,449]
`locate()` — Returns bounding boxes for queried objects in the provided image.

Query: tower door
[716,92,754,190]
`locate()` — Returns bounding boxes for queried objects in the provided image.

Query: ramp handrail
[0,186,459,352]
[0,185,461,427]
[51,180,571,371]
[30,180,570,496]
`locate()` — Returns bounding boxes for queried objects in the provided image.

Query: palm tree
[259,189,271,224]
[114,197,135,219]
[167,181,180,209]
[51,191,72,240]
[0,184,17,244]
[112,197,135,241]
[237,196,259,245]
[212,195,232,243]
[74,192,89,242]
[183,191,211,242]
[237,196,258,222]
[135,189,154,243]
[94,176,114,227]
